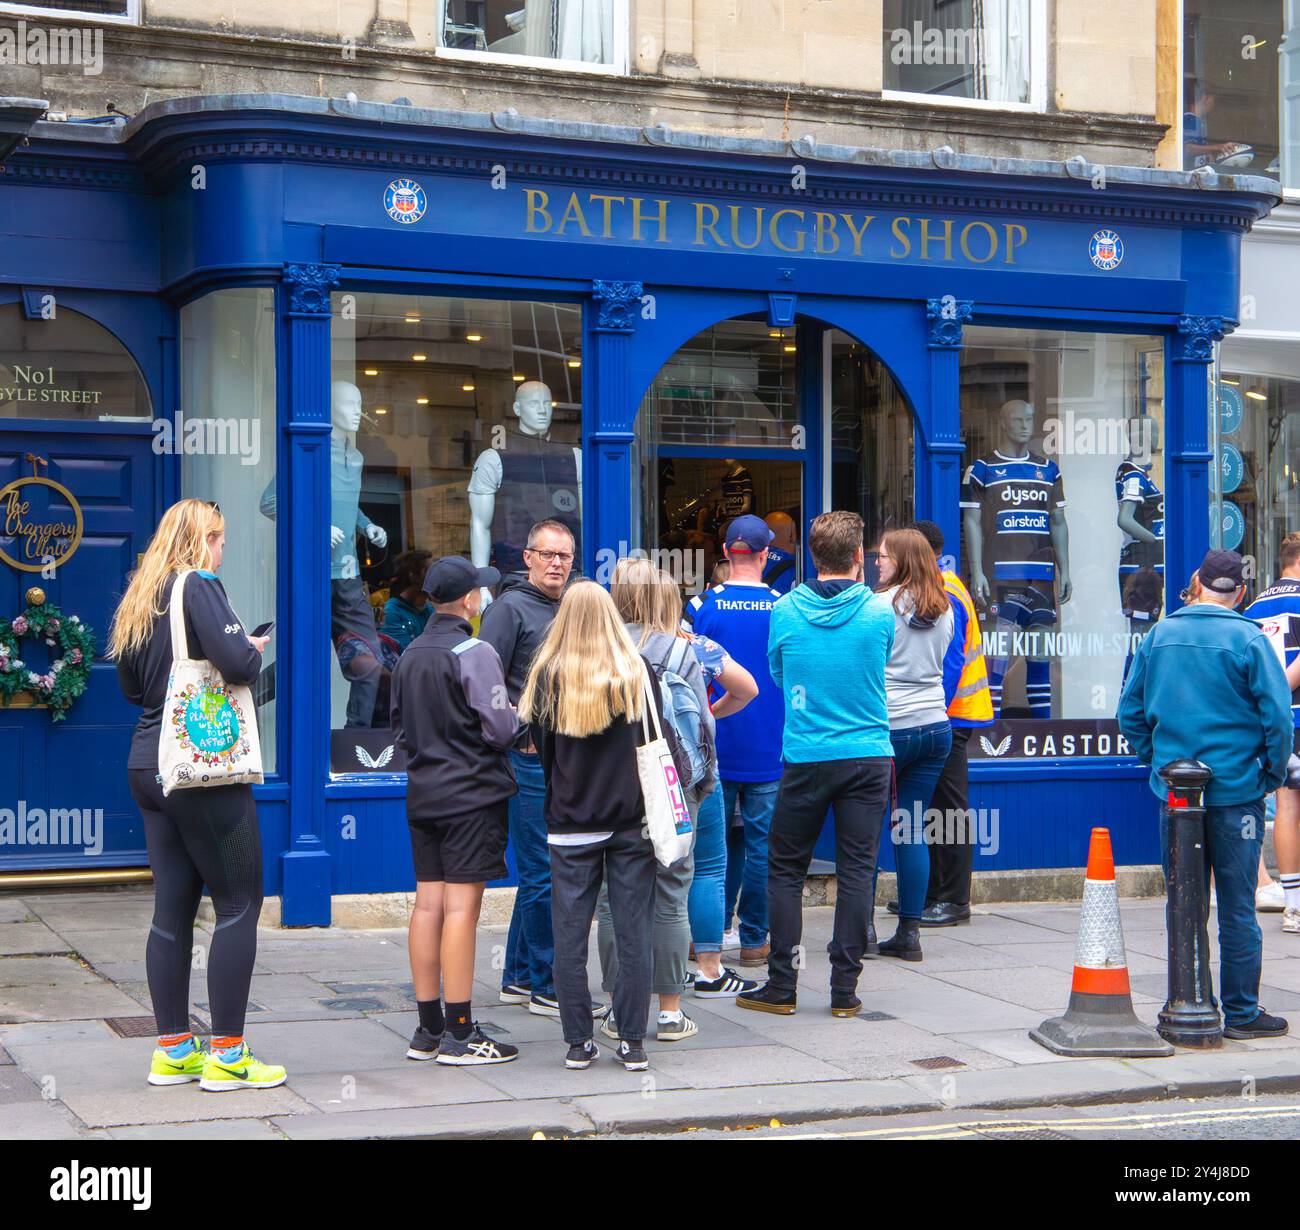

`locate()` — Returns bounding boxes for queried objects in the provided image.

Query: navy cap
[1198,548,1245,594]
[725,514,775,554]
[424,556,500,603]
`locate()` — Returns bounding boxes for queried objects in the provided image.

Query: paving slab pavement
[3,887,1300,1139]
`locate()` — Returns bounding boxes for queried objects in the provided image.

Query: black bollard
[1156,759,1222,1048]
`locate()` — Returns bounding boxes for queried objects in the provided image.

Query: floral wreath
[0,595,95,722]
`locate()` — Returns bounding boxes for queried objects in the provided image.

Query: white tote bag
[635,674,693,868]
[159,571,264,797]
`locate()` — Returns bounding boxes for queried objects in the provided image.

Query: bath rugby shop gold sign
[522,189,1030,264]
[0,477,83,573]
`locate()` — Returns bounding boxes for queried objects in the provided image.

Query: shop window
[1211,372,1300,588]
[0,302,150,422]
[959,327,1165,761]
[1183,1,1284,180]
[326,292,581,772]
[437,0,621,67]
[883,0,1038,108]
[180,288,278,773]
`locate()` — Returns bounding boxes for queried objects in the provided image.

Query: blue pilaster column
[1168,314,1228,606]
[923,298,973,568]
[278,263,338,926]
[586,280,643,578]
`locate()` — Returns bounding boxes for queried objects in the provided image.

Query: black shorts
[992,582,1057,629]
[408,801,509,884]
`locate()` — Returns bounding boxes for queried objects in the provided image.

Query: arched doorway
[633,314,915,594]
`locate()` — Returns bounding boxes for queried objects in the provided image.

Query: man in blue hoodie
[1119,549,1294,1038]
[737,510,896,1019]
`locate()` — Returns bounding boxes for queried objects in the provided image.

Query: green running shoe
[147,1041,206,1086]
[199,1042,288,1092]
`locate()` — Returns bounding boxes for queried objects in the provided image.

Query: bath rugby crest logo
[1088,229,1123,271]
[384,179,427,225]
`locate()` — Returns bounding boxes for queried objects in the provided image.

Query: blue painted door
[0,424,157,871]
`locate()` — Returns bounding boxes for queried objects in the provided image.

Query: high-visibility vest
[942,569,994,725]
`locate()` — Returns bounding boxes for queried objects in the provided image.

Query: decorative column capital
[284,263,341,315]
[592,280,644,332]
[1174,314,1232,363]
[926,297,973,349]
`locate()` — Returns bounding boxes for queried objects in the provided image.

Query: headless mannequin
[1116,415,1164,681]
[963,400,1071,720]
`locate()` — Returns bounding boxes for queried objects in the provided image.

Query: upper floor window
[0,1,136,20]
[883,0,1042,109]
[1183,0,1288,184]
[437,0,623,70]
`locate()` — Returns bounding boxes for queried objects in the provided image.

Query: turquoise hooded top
[767,582,895,764]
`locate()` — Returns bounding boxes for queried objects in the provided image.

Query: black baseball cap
[1198,548,1245,594]
[424,556,500,603]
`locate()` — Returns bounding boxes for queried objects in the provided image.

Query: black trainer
[831,992,862,1019]
[435,1026,519,1066]
[616,1040,649,1071]
[565,1040,600,1069]
[405,1025,442,1060]
[736,983,797,1015]
[1224,1010,1289,1039]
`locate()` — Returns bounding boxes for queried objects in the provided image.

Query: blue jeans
[880,721,951,921]
[722,779,780,948]
[688,787,727,953]
[1160,800,1265,1028]
[503,749,555,997]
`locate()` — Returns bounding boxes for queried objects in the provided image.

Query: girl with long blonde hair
[519,581,664,1072]
[112,499,285,1092]
[604,559,760,1024]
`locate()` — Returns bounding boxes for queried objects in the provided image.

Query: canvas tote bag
[635,673,693,867]
[159,570,264,796]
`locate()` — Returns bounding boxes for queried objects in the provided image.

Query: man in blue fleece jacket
[737,510,895,1019]
[1119,548,1294,1038]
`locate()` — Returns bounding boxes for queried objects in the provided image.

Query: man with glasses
[480,520,607,1021]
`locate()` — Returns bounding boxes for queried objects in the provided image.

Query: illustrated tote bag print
[159,571,264,796]
[635,675,693,868]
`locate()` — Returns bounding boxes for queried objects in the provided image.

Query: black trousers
[925,726,973,907]
[767,757,892,995]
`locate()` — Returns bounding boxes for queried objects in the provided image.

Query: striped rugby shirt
[1115,460,1165,573]
[961,450,1066,583]
[1245,576,1300,728]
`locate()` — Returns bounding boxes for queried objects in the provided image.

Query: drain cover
[976,1127,1070,1141]
[104,1014,207,1038]
[857,1011,895,1022]
[910,1055,965,1070]
[320,996,387,1012]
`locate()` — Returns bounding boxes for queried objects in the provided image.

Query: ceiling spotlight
[466,333,483,342]
[412,354,427,362]
[462,383,475,392]
[783,344,797,353]
[363,368,379,376]
[512,374,526,382]
[375,407,388,415]
[1247,387,1268,401]
[567,359,581,368]
[417,397,429,405]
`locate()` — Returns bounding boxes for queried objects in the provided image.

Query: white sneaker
[1257,881,1286,913]
[722,928,741,949]
[1283,907,1300,935]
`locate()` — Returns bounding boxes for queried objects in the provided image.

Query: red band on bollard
[1167,793,1189,808]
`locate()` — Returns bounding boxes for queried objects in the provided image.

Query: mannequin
[962,399,1071,719]
[467,381,582,591]
[1116,415,1164,682]
[260,380,388,727]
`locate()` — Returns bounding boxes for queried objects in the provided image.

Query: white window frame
[882,0,1048,114]
[0,0,138,23]
[434,0,629,76]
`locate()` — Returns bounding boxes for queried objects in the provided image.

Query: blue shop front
[0,95,1277,922]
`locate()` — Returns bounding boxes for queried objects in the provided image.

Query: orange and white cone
[1029,827,1173,1057]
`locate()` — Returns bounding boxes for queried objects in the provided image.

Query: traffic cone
[1029,828,1173,1057]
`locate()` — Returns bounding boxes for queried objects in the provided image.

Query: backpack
[650,636,713,792]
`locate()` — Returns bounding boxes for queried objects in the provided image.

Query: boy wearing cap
[1119,549,1294,1038]
[684,512,786,966]
[390,556,522,1066]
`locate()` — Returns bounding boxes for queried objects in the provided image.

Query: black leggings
[128,769,263,1037]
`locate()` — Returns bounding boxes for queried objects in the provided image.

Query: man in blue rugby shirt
[1246,532,1300,935]
[684,513,785,966]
